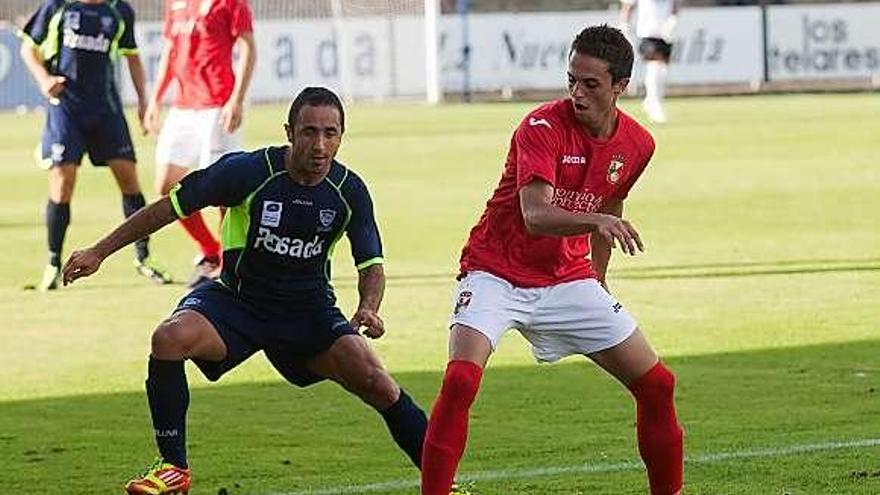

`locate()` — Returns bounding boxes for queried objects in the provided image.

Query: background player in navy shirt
[62,87,429,495]
[19,0,171,290]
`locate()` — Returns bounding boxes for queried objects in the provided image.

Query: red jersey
[163,0,253,108]
[459,99,655,288]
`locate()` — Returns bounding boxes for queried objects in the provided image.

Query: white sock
[644,61,668,107]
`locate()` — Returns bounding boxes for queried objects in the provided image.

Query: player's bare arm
[519,180,643,255]
[125,54,148,134]
[62,198,178,285]
[592,197,627,290]
[145,44,174,134]
[351,264,386,339]
[19,41,65,99]
[222,32,257,133]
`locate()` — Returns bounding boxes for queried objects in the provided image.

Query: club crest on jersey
[454,291,472,315]
[200,0,213,15]
[319,209,337,228]
[64,11,80,30]
[261,201,283,227]
[607,154,625,184]
[100,16,114,31]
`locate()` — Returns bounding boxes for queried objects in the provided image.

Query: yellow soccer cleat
[124,458,190,495]
[450,482,475,495]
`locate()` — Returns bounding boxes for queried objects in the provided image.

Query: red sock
[178,211,220,259]
[421,360,483,495]
[629,362,684,495]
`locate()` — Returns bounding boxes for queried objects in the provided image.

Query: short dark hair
[570,24,634,83]
[287,87,346,132]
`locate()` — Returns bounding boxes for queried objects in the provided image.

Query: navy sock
[46,200,70,267]
[380,389,428,468]
[146,357,189,468]
[123,193,149,262]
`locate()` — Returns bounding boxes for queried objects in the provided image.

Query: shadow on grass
[331,257,880,288]
[1,339,878,495]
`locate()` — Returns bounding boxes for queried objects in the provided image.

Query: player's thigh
[200,108,242,168]
[303,334,400,408]
[156,108,202,170]
[155,163,190,195]
[587,328,658,387]
[449,324,493,368]
[107,159,141,194]
[449,271,533,360]
[165,283,264,381]
[525,278,638,363]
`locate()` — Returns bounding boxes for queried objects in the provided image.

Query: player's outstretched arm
[350,264,386,339]
[62,198,178,285]
[519,180,644,255]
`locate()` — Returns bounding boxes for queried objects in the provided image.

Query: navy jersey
[170,146,384,309]
[20,0,138,108]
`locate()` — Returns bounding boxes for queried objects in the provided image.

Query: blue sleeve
[20,0,61,45]
[343,174,384,269]
[169,152,267,217]
[117,1,138,52]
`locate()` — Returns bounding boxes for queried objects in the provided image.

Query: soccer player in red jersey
[421,25,684,495]
[145,0,257,287]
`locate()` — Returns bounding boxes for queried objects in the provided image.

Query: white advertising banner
[112,5,880,106]
[663,7,763,84]
[767,4,880,80]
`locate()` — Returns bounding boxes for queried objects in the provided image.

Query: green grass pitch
[1,93,879,494]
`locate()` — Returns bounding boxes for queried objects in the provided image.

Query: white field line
[265,438,880,495]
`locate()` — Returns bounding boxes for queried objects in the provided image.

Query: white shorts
[450,271,638,362]
[155,107,242,170]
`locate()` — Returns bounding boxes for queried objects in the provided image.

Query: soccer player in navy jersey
[19,0,171,290]
[62,87,429,495]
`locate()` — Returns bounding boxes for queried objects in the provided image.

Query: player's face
[567,52,629,128]
[285,105,343,176]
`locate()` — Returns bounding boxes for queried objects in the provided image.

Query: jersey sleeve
[615,133,655,200]
[343,174,384,270]
[169,152,264,217]
[19,0,60,46]
[117,2,139,55]
[514,115,561,189]
[229,0,254,38]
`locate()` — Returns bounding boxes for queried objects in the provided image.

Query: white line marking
[265,438,880,495]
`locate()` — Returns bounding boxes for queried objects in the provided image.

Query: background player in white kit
[620,0,681,123]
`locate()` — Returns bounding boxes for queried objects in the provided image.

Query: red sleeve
[514,117,561,190]
[229,0,253,38]
[616,132,655,200]
[161,0,172,40]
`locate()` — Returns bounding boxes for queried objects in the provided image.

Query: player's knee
[631,362,676,404]
[151,320,190,359]
[440,360,483,408]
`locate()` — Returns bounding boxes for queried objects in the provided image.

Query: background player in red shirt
[421,25,684,495]
[145,0,256,286]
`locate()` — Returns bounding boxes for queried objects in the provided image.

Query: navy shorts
[173,282,358,387]
[40,99,136,167]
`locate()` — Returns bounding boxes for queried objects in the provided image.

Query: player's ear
[614,77,630,97]
[283,123,294,143]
